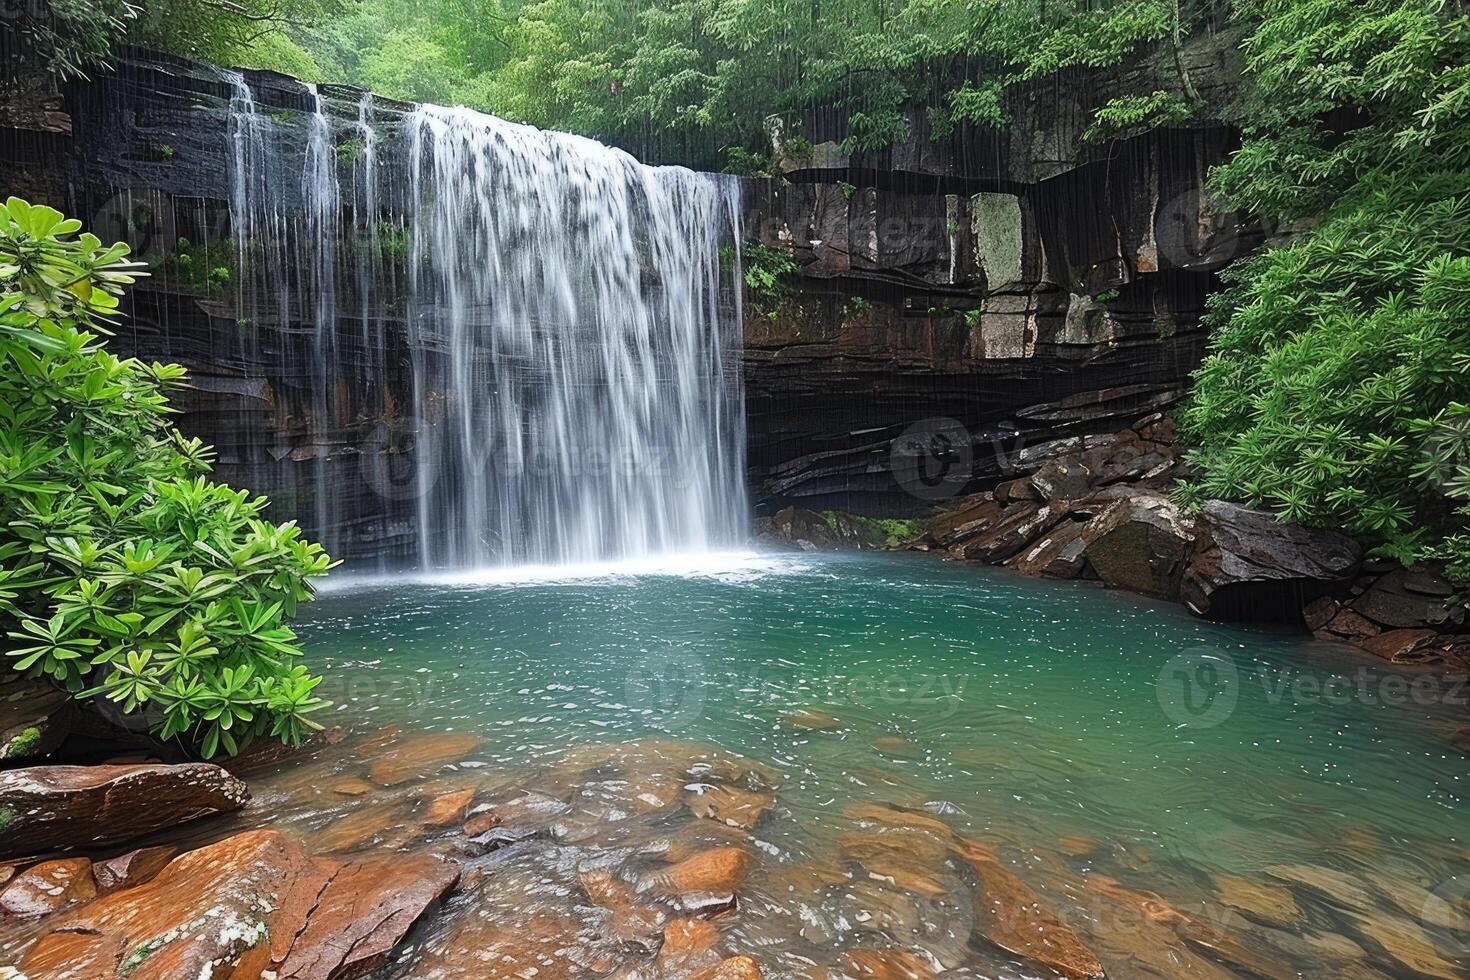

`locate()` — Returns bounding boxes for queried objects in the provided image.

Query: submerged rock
[838,948,935,980]
[0,763,248,858]
[644,846,755,913]
[684,784,775,829]
[368,732,482,786]
[783,708,843,731]
[952,839,1105,980]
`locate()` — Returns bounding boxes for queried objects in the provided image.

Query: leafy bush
[739,244,800,301]
[0,198,333,758]
[1178,0,1470,582]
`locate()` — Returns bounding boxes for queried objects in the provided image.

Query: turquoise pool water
[292,551,1469,978]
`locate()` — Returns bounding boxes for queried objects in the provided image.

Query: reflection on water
[32,554,1470,977]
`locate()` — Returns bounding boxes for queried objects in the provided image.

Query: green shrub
[739,244,799,301]
[0,197,333,758]
[1179,0,1470,584]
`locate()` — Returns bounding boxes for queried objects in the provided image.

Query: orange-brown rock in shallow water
[1058,835,1099,858]
[1211,873,1300,927]
[952,839,1105,980]
[0,857,95,917]
[784,709,842,731]
[14,829,458,980]
[657,917,725,972]
[328,775,377,796]
[579,868,664,949]
[645,846,755,913]
[404,907,587,980]
[691,954,763,980]
[423,787,475,827]
[92,846,178,895]
[1088,874,1296,980]
[840,834,948,899]
[837,948,934,980]
[277,851,460,979]
[368,732,482,786]
[685,784,775,829]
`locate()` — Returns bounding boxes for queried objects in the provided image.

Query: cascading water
[221,76,746,571]
[301,84,342,554]
[406,106,746,569]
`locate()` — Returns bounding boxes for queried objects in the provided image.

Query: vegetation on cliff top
[0,197,333,757]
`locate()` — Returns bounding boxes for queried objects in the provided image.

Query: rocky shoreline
[758,414,1470,680]
[3,711,1465,978]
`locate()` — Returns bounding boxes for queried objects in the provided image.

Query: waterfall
[221,76,746,570]
[406,106,746,568]
[301,84,341,556]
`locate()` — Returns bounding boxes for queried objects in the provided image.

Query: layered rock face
[739,27,1257,515]
[0,33,1255,556]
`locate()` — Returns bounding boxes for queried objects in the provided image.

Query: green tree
[0,0,139,82]
[0,198,333,758]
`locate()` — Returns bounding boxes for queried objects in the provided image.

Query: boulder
[757,507,890,551]
[0,675,73,763]
[1029,458,1093,501]
[927,496,1003,546]
[15,829,458,979]
[1182,500,1361,618]
[1352,568,1463,630]
[0,857,95,917]
[1007,520,1087,578]
[92,846,178,895]
[950,502,1066,563]
[276,851,460,980]
[1080,494,1195,600]
[993,477,1038,503]
[0,763,249,858]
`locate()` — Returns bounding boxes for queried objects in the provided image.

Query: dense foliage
[0,0,138,82]
[286,0,1213,160]
[1177,0,1470,581]
[0,198,332,758]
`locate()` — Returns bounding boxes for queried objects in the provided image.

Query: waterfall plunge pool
[247,552,1470,978]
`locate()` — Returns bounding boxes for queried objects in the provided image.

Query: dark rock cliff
[0,37,1256,557]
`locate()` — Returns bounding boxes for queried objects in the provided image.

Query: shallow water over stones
[4,553,1468,977]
